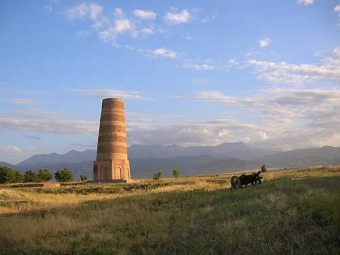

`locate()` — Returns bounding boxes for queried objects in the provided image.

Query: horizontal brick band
[96,153,128,160]
[102,101,124,110]
[101,109,124,115]
[99,125,126,133]
[100,114,125,122]
[98,135,127,143]
[97,145,128,154]
[99,132,126,137]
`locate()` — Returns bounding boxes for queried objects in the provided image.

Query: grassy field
[0,166,340,254]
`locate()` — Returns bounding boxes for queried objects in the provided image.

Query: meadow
[0,166,340,254]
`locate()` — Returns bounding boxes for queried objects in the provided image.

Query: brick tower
[93,98,131,181]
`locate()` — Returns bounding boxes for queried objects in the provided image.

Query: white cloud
[177,91,238,104]
[24,135,41,141]
[133,9,156,20]
[247,47,340,85]
[65,3,103,23]
[0,108,98,134]
[99,19,133,42]
[202,14,216,23]
[66,3,89,20]
[114,7,124,17]
[259,38,271,48]
[0,99,37,105]
[127,119,261,146]
[184,64,215,70]
[164,9,191,25]
[44,4,53,12]
[65,4,159,51]
[335,5,340,12]
[76,30,91,38]
[192,78,207,85]
[74,89,147,100]
[229,59,239,66]
[141,48,178,59]
[335,4,340,26]
[0,146,22,153]
[259,131,272,140]
[112,19,132,33]
[297,0,314,5]
[44,0,58,12]
[88,3,103,20]
[176,88,340,148]
[140,27,154,35]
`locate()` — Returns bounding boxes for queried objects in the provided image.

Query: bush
[261,164,267,173]
[153,170,162,181]
[173,169,180,178]
[24,170,38,183]
[37,168,52,182]
[54,168,73,182]
[0,167,24,184]
[13,171,25,183]
[80,175,88,181]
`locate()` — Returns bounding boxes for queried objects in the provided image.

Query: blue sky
[1,0,340,163]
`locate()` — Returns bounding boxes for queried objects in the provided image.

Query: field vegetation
[0,166,340,254]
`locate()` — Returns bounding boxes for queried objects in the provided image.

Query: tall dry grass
[0,166,339,254]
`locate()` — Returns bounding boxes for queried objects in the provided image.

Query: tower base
[93,160,131,181]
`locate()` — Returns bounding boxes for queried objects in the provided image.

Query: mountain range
[1,143,340,179]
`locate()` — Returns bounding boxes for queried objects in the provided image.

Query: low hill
[0,162,14,168]
[259,146,340,168]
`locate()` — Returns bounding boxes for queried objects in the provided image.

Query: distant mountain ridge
[17,149,96,166]
[259,146,340,168]
[128,142,276,160]
[13,142,276,166]
[1,144,340,180]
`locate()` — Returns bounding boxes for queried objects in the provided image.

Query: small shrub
[24,170,38,183]
[173,169,180,178]
[54,168,73,182]
[37,168,52,182]
[261,164,267,173]
[80,175,88,181]
[153,170,162,181]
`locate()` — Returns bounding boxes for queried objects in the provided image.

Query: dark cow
[230,176,241,189]
[230,171,262,189]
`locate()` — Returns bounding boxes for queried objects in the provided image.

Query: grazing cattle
[230,176,241,189]
[248,171,262,185]
[230,171,262,189]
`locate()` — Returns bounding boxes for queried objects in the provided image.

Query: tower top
[102,98,124,102]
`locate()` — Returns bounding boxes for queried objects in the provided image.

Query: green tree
[54,168,73,182]
[173,169,180,178]
[24,170,38,183]
[0,167,24,184]
[37,168,52,182]
[153,170,162,181]
[80,175,88,181]
[13,171,24,183]
[261,164,267,173]
[0,167,14,184]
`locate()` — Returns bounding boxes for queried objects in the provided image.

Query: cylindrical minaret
[93,98,131,181]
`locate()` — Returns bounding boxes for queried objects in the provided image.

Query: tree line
[0,166,88,184]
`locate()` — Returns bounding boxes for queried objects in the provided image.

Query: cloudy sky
[1,0,340,163]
